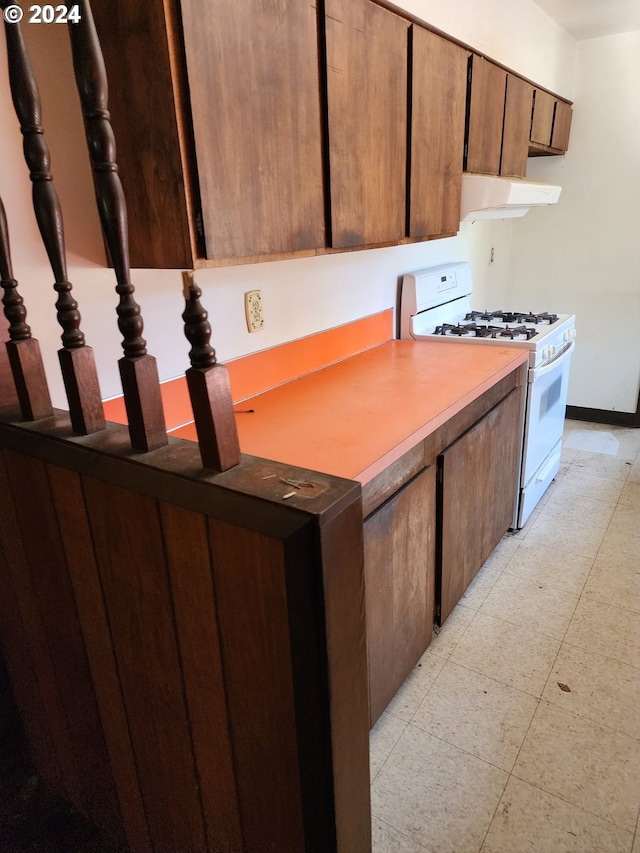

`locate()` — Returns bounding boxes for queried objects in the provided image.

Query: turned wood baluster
[182,271,240,472]
[0,194,53,420]
[3,11,105,434]
[66,0,167,452]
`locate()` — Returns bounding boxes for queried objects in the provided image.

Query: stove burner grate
[434,322,538,340]
[465,309,558,325]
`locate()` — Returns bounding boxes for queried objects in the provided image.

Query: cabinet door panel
[439,389,522,625]
[501,74,533,178]
[466,56,507,175]
[181,0,325,259]
[325,0,409,248]
[409,27,468,238]
[91,0,195,268]
[364,467,436,726]
[551,101,572,151]
[531,89,555,146]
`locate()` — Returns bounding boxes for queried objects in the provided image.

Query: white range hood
[460,174,562,221]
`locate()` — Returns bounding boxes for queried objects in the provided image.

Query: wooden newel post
[67,0,167,452]
[3,9,105,435]
[0,195,53,420]
[182,271,240,472]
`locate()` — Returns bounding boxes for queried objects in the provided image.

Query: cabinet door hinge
[194,210,204,238]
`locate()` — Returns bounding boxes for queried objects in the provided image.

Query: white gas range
[399,262,576,529]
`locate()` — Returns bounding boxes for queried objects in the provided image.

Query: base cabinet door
[438,389,522,625]
[364,467,436,726]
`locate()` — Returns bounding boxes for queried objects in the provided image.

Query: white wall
[509,29,640,413]
[0,2,574,409]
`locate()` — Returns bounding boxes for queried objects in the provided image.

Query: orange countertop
[173,340,529,485]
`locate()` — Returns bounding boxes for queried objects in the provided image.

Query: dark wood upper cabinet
[409,27,468,239]
[324,0,409,248]
[90,0,194,269]
[92,0,324,268]
[530,88,556,146]
[465,55,507,175]
[180,0,325,261]
[551,99,573,151]
[90,2,572,268]
[500,74,534,178]
[529,88,572,155]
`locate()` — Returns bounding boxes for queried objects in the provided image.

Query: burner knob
[563,330,571,342]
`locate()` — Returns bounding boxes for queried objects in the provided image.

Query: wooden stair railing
[0,194,53,420]
[66,0,168,452]
[3,9,105,435]
[182,271,240,472]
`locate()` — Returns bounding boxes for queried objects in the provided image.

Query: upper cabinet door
[551,100,573,151]
[180,0,325,260]
[409,27,468,239]
[500,74,533,178]
[465,55,507,175]
[530,88,555,146]
[325,0,409,248]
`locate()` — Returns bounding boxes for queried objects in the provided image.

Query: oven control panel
[436,272,458,294]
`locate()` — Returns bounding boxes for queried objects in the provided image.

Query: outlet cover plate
[244,290,264,332]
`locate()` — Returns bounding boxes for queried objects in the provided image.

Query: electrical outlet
[244,290,265,332]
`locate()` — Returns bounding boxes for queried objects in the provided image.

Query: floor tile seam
[369,813,433,852]
[534,697,640,750]
[534,504,618,527]
[539,692,640,744]
[562,463,633,483]
[579,587,640,617]
[502,637,567,794]
[524,511,613,539]
[632,801,640,850]
[473,599,579,645]
[417,654,544,703]
[559,461,631,482]
[477,761,514,852]
[369,714,410,785]
[401,652,454,728]
[498,563,591,598]
[403,720,514,778]
[431,606,479,660]
[505,769,639,836]
[442,649,547,702]
[561,637,640,672]
[577,549,640,614]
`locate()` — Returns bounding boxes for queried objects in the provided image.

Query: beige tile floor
[370,419,640,853]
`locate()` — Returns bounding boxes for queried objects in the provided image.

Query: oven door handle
[529,339,575,382]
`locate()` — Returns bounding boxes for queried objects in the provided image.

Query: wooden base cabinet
[438,388,523,625]
[364,467,436,726]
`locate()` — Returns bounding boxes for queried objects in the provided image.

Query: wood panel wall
[0,414,369,852]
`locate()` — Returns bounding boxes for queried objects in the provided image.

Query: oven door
[521,340,575,488]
